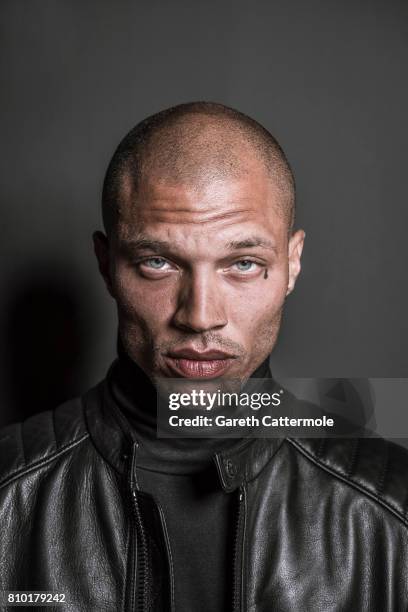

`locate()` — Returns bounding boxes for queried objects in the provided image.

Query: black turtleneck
[107,348,272,612]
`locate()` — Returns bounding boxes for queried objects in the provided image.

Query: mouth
[164,348,237,378]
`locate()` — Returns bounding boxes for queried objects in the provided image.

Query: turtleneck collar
[105,342,274,474]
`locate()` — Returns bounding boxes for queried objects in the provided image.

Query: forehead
[116,162,287,248]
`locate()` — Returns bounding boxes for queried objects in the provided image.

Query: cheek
[113,267,174,327]
[228,272,288,330]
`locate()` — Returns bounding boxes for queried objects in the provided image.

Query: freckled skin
[94,153,305,384]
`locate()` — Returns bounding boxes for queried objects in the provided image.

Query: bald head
[102,102,296,236]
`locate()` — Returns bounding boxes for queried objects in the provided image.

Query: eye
[137,257,175,277]
[233,260,257,272]
[144,257,168,269]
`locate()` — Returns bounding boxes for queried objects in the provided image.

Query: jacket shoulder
[0,397,89,489]
[290,436,408,525]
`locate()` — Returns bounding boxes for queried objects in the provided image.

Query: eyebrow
[120,235,277,255]
[226,237,277,252]
[120,238,170,254]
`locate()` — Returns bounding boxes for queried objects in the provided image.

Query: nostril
[172,307,228,334]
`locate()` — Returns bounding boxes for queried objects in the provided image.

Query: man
[0,102,407,611]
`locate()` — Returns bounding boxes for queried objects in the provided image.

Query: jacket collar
[84,360,285,493]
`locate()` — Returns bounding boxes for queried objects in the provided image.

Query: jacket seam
[0,433,90,490]
[288,438,408,528]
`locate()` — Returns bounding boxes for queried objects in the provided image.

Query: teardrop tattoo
[264,269,269,279]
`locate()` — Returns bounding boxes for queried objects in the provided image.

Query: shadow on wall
[1,261,94,428]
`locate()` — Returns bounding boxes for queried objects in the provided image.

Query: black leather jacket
[1,375,408,611]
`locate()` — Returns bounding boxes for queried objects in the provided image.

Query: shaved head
[102,101,296,237]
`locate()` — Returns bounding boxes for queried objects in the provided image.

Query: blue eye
[145,257,167,269]
[235,260,255,271]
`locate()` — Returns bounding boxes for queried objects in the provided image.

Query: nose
[172,270,228,333]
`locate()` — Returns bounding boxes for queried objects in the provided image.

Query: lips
[164,348,236,378]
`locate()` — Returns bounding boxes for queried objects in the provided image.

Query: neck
[105,343,273,473]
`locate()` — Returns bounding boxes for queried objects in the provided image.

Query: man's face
[95,155,304,383]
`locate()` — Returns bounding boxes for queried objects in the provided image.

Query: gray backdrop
[1,0,407,427]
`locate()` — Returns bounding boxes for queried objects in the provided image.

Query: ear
[286,229,305,296]
[93,231,115,297]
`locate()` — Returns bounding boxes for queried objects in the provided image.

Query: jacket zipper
[232,485,246,612]
[131,489,149,611]
[156,503,175,612]
[127,442,150,612]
